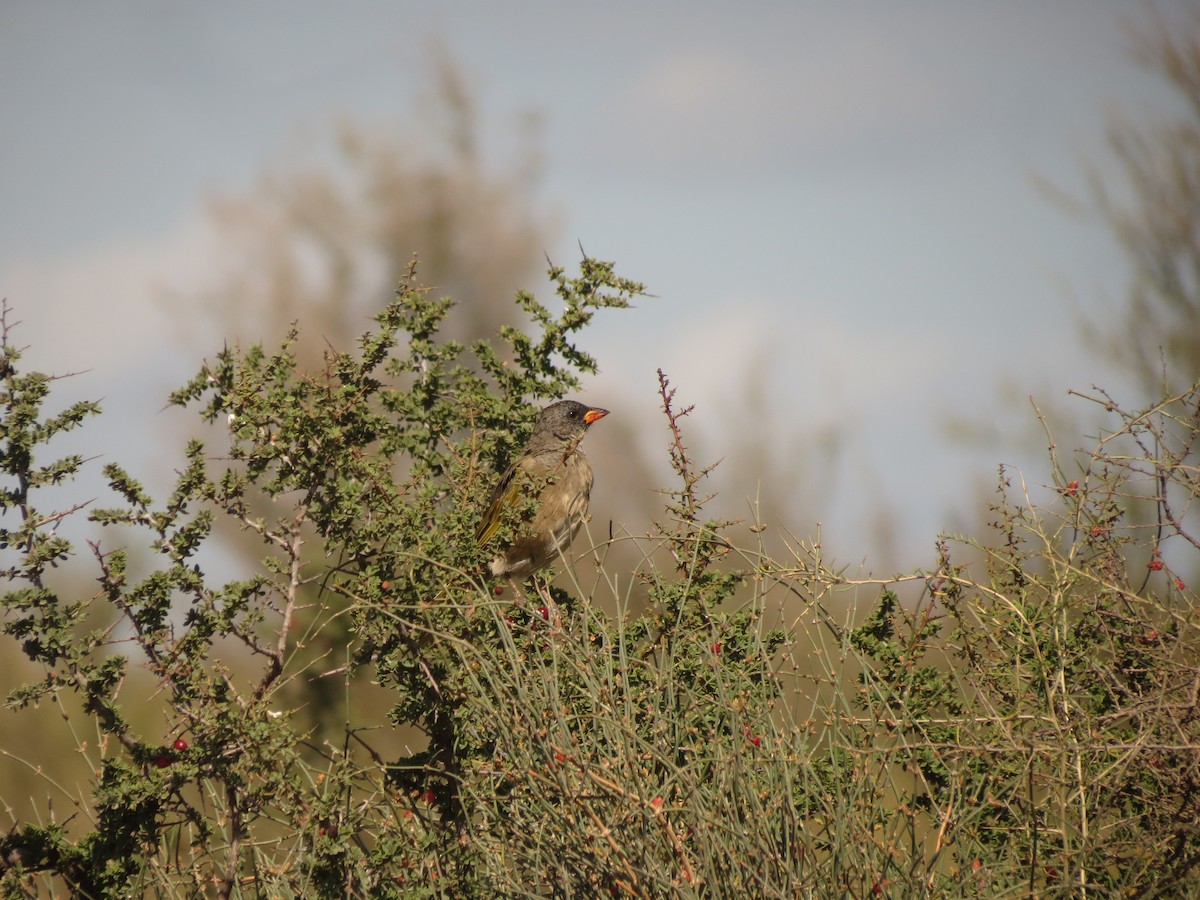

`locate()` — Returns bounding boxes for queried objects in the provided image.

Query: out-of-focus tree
[1078,11,1200,391]
[945,12,1200,547]
[181,48,553,365]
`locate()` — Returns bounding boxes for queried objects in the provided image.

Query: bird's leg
[501,576,560,632]
[503,576,527,603]
[534,577,555,611]
[531,576,565,634]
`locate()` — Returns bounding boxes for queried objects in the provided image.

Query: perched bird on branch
[475,399,609,580]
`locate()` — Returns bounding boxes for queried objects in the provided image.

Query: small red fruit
[1063,480,1079,496]
[711,642,722,654]
[1175,578,1186,590]
[536,605,549,621]
[1148,558,1164,571]
[173,738,189,752]
[554,751,566,763]
[423,789,436,804]
[154,754,171,768]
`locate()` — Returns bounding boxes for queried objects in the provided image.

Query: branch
[254,504,308,700]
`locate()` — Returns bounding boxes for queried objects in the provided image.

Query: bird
[475,399,609,581]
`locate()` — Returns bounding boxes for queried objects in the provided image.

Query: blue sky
[0,2,1190,568]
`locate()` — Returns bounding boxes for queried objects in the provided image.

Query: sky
[0,2,1192,570]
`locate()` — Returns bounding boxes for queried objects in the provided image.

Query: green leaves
[1,258,665,895]
[7,262,1197,895]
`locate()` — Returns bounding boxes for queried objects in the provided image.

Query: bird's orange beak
[584,407,609,425]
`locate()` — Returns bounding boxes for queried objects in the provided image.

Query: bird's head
[534,399,609,443]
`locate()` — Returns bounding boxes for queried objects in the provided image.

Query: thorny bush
[1,261,1198,897]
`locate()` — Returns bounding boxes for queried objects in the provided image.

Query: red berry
[423,789,436,804]
[554,751,566,763]
[1175,578,1186,590]
[380,580,392,591]
[711,641,722,654]
[494,585,505,596]
[1148,558,1164,571]
[154,754,171,768]
[173,738,189,752]
[537,606,549,621]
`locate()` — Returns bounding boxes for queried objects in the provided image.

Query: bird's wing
[474,454,549,546]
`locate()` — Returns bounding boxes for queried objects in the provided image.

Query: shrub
[1,261,1198,897]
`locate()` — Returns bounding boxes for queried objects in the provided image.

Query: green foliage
[2,269,1200,898]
